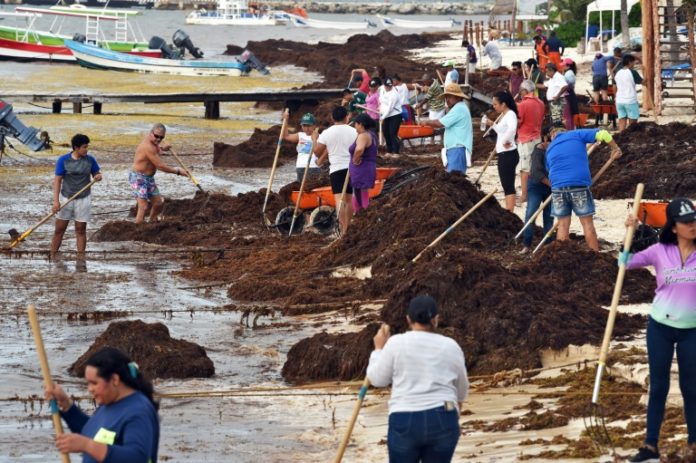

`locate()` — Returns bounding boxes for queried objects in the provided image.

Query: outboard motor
[72,33,86,43]
[236,50,270,75]
[172,29,203,59]
[148,36,180,60]
[0,100,47,152]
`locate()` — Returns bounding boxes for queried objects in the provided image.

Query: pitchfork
[585,183,644,451]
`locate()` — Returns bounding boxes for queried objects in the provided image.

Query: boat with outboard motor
[185,0,287,26]
[64,39,270,77]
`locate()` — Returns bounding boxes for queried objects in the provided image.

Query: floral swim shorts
[129,171,160,200]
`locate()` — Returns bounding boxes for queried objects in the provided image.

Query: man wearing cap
[365,78,381,122]
[461,40,477,74]
[517,79,545,203]
[281,111,321,182]
[482,37,502,70]
[418,73,446,121]
[509,61,524,98]
[443,60,459,86]
[545,126,622,251]
[367,295,469,463]
[591,52,616,103]
[341,88,367,121]
[422,83,473,174]
[380,77,403,155]
[623,198,696,463]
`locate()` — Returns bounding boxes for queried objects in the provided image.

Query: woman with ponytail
[45,347,160,463]
[366,296,469,462]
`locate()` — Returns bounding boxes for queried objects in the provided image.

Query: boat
[64,39,268,77]
[0,10,157,62]
[378,15,461,29]
[288,14,376,30]
[186,0,287,26]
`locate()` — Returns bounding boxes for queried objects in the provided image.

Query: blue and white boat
[377,15,461,29]
[289,14,375,30]
[64,39,269,77]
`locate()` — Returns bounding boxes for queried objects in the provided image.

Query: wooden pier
[0,89,345,119]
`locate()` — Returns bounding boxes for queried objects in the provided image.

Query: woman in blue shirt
[46,348,160,463]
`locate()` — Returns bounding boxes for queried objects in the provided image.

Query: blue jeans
[388,406,460,463]
[551,186,595,217]
[645,316,696,447]
[523,181,553,247]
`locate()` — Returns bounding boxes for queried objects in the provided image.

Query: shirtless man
[130,123,186,224]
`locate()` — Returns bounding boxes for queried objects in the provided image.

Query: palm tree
[621,0,630,48]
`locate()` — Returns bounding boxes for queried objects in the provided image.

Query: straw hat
[443,83,466,99]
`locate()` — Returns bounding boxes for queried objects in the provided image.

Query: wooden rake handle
[262,108,289,215]
[332,377,370,463]
[27,305,70,463]
[169,149,205,194]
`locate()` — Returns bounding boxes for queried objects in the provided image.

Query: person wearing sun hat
[421,82,473,174]
[281,111,321,182]
[366,295,469,462]
[623,198,696,463]
[442,59,459,86]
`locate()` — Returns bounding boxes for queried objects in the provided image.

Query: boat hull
[379,15,458,29]
[0,25,150,51]
[0,37,160,62]
[185,12,282,26]
[65,39,248,76]
[289,15,371,30]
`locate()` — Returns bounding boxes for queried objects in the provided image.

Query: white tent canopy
[585,0,640,52]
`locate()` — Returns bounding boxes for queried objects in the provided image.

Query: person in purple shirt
[623,198,696,463]
[46,348,160,463]
[349,113,378,213]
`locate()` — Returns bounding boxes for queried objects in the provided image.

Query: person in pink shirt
[365,78,381,122]
[624,198,696,463]
[350,68,371,93]
[516,80,545,203]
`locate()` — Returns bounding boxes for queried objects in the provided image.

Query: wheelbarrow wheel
[275,206,305,235]
[308,206,336,235]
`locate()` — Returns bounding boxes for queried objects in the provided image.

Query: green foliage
[554,20,587,47]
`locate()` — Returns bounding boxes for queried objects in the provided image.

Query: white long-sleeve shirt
[379,88,402,120]
[492,110,518,153]
[366,331,469,414]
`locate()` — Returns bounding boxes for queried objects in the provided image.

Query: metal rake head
[583,403,616,455]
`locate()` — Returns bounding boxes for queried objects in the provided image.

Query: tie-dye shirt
[627,243,696,329]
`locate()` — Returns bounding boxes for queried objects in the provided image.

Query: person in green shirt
[418,73,446,120]
[342,88,367,121]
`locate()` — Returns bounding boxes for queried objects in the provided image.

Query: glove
[618,250,632,266]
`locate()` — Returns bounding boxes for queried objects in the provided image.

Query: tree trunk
[621,0,630,48]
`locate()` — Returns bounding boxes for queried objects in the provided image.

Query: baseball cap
[535,25,543,31]
[384,77,393,87]
[369,78,380,87]
[300,113,315,125]
[667,198,696,223]
[407,295,439,325]
[442,59,456,67]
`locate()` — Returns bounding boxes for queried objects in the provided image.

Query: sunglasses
[151,131,165,141]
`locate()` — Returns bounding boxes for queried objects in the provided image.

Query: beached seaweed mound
[590,122,696,199]
[70,320,214,379]
[282,241,654,381]
[212,125,296,168]
[94,190,286,245]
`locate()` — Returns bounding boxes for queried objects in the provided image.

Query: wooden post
[72,102,82,114]
[642,0,655,112]
[204,101,220,119]
[652,0,663,116]
[93,101,102,115]
[52,100,62,114]
[688,5,696,112]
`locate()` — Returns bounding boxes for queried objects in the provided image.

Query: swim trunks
[129,171,160,200]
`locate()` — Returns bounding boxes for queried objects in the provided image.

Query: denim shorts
[551,186,595,218]
[616,102,640,119]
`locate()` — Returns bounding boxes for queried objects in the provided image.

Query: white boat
[64,39,268,77]
[378,15,461,29]
[289,14,376,30]
[186,0,286,26]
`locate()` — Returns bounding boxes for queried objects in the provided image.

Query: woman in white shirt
[281,112,320,182]
[486,90,519,211]
[380,77,404,155]
[544,63,569,128]
[367,295,469,463]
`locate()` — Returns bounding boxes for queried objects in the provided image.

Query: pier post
[73,102,82,114]
[93,102,102,115]
[204,100,220,119]
[52,100,62,114]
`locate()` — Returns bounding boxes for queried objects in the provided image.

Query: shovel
[27,305,71,463]
[169,149,206,195]
[9,177,98,249]
[262,108,289,226]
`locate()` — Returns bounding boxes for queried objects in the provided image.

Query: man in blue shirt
[545,126,622,250]
[422,83,473,174]
[51,133,102,260]
[591,53,616,103]
[461,40,477,73]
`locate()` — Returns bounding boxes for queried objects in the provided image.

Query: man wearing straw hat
[422,83,473,174]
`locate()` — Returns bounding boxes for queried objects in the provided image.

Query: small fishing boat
[186,0,287,26]
[378,15,461,29]
[289,14,376,30]
[64,39,269,77]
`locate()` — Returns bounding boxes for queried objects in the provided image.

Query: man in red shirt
[516,80,545,203]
